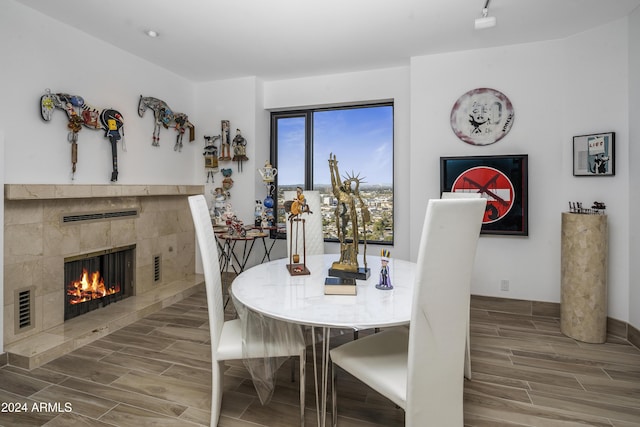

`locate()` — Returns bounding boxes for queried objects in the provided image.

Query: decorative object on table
[375,249,392,290]
[572,132,615,176]
[262,184,276,227]
[221,168,234,192]
[40,89,125,181]
[258,160,277,182]
[211,187,228,224]
[203,135,220,183]
[221,202,246,237]
[231,128,249,172]
[137,95,195,150]
[327,153,371,280]
[450,87,514,146]
[440,154,528,236]
[254,200,264,227]
[258,161,278,227]
[324,277,357,295]
[568,201,606,215]
[284,187,313,275]
[219,120,232,160]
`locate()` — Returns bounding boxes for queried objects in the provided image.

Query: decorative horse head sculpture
[138,95,195,151]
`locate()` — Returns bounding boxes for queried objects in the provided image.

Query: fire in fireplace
[64,244,135,321]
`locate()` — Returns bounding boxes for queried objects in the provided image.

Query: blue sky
[277,106,393,186]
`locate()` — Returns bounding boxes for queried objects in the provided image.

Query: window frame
[270,102,394,245]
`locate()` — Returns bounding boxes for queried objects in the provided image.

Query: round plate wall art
[450,88,514,146]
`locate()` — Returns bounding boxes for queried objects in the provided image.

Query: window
[270,103,394,244]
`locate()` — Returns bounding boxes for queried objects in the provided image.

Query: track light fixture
[474,0,496,30]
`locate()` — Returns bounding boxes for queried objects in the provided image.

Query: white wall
[263,67,411,261]
[410,20,631,321]
[629,7,640,330]
[0,1,199,185]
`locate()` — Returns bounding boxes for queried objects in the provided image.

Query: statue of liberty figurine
[376,249,392,290]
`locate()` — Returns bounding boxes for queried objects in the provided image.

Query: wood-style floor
[1,286,639,426]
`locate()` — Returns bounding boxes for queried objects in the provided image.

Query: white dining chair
[188,195,307,427]
[441,190,482,380]
[329,198,486,426]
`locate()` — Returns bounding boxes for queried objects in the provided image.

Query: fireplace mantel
[4,184,203,200]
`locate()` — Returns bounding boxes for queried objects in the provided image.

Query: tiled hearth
[3,184,205,368]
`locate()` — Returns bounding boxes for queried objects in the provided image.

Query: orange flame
[67,268,120,304]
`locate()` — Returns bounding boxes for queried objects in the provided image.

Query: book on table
[324,277,357,295]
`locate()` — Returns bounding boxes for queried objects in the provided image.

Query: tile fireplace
[3,184,203,350]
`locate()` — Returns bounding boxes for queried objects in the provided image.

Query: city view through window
[273,104,394,244]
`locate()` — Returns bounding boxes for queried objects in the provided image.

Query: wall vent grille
[153,255,162,283]
[62,209,138,224]
[15,287,35,333]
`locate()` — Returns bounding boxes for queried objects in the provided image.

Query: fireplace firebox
[64,245,135,321]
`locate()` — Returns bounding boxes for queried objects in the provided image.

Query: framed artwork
[440,154,528,236]
[450,88,515,146]
[573,132,615,176]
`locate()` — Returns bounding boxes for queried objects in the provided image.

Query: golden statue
[328,153,371,278]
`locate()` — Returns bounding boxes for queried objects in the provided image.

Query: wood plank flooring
[0,286,639,426]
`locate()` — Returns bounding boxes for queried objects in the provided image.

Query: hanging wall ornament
[450,88,514,146]
[40,89,125,181]
[138,95,195,149]
[203,135,220,183]
[219,120,232,160]
[100,109,125,182]
[221,168,234,192]
[231,128,249,172]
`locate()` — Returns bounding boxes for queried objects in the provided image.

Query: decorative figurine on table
[258,161,278,227]
[254,200,264,227]
[258,160,277,183]
[327,153,371,280]
[231,128,249,171]
[375,249,393,290]
[212,187,228,225]
[284,187,314,275]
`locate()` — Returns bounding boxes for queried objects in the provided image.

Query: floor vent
[62,209,139,224]
[15,287,35,334]
[153,255,162,283]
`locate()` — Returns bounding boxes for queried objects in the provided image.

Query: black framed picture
[573,132,615,176]
[440,154,528,236]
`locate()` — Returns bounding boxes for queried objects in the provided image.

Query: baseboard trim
[0,352,7,367]
[471,295,637,347]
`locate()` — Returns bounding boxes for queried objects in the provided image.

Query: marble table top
[231,254,416,329]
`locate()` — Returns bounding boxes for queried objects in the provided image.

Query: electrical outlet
[500,279,509,291]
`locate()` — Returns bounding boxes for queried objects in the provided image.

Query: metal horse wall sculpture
[40,89,124,182]
[137,95,195,151]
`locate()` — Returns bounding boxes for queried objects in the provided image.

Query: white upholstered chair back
[441,191,481,199]
[441,190,482,379]
[284,190,324,259]
[406,198,485,425]
[187,195,225,423]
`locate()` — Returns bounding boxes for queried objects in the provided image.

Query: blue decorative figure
[375,249,393,290]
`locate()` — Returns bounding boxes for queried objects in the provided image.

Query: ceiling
[14,0,640,82]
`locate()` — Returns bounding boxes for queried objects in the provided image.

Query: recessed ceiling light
[145,30,159,38]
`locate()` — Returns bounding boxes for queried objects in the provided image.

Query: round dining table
[230,253,417,427]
